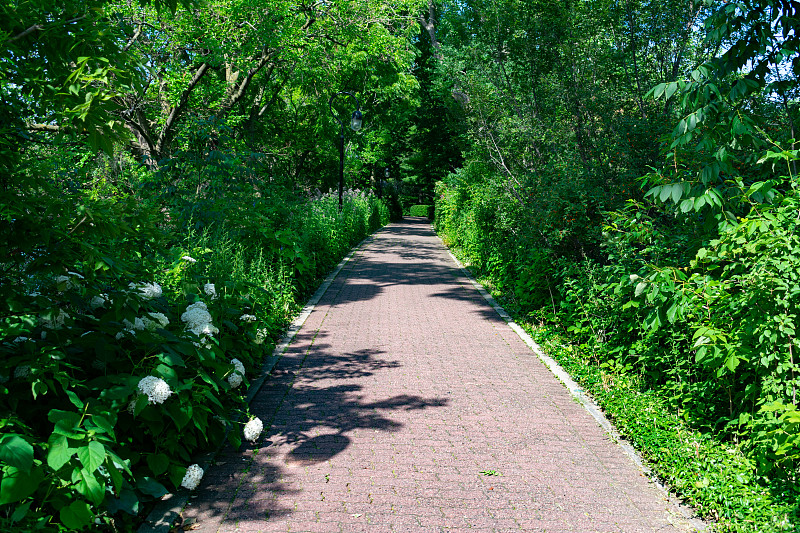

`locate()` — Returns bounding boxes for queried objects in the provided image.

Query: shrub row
[434,167,799,531]
[0,182,388,531]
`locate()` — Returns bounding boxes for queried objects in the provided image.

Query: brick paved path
[182,218,694,533]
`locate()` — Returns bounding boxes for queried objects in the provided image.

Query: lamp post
[329,92,362,211]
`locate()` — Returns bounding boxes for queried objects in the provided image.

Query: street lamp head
[384,167,390,178]
[350,109,363,131]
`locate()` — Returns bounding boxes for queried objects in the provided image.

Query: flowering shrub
[0,185,388,531]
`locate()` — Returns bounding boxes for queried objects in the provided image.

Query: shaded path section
[182,218,693,532]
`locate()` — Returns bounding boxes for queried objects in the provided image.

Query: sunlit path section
[182,217,697,532]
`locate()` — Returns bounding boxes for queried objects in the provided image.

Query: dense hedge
[0,174,387,531]
[408,204,434,218]
[435,167,800,531]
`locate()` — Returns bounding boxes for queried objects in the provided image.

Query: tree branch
[155,62,210,156]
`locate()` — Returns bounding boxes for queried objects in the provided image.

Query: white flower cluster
[243,417,263,442]
[41,309,69,330]
[203,283,217,299]
[89,294,109,310]
[181,255,197,263]
[144,312,169,331]
[181,464,204,490]
[55,271,84,292]
[137,376,172,404]
[228,358,245,388]
[129,282,162,300]
[239,314,256,323]
[14,365,31,378]
[181,302,218,344]
[254,328,268,345]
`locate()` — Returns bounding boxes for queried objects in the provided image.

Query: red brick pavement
[181,218,698,533]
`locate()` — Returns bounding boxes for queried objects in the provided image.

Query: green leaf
[0,435,34,473]
[59,500,94,529]
[671,183,683,203]
[665,82,678,100]
[65,389,84,409]
[0,465,45,505]
[47,435,75,471]
[10,500,32,524]
[725,355,739,372]
[107,487,140,516]
[77,441,105,473]
[72,467,105,504]
[146,453,170,476]
[136,476,168,498]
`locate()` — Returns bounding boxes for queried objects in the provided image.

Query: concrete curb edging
[443,247,707,532]
[138,235,374,533]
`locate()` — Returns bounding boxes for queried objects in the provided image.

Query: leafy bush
[408,204,434,218]
[0,172,388,531]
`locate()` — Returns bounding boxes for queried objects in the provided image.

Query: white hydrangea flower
[189,323,219,337]
[239,314,256,323]
[129,282,162,300]
[230,358,245,376]
[254,328,268,345]
[54,275,73,291]
[12,336,28,344]
[181,464,204,490]
[127,397,138,415]
[41,309,69,330]
[228,372,243,388]
[181,302,212,328]
[14,365,31,378]
[142,312,169,331]
[203,283,217,299]
[123,317,146,332]
[89,294,109,310]
[137,376,172,404]
[243,417,263,442]
[181,256,197,263]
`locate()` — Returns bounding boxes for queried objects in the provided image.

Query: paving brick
[180,218,700,533]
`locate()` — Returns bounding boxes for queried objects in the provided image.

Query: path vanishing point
[179,217,703,533]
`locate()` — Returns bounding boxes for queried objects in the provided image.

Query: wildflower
[89,294,109,310]
[240,314,256,323]
[254,328,268,345]
[129,282,162,300]
[228,372,243,388]
[181,302,212,328]
[231,358,245,376]
[243,417,263,442]
[138,376,172,404]
[123,317,146,332]
[181,464,204,490]
[143,312,169,331]
[181,255,197,263]
[14,365,31,378]
[189,322,219,337]
[203,283,217,299]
